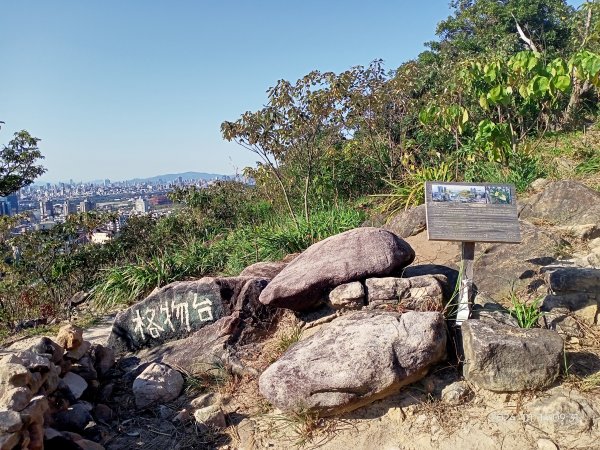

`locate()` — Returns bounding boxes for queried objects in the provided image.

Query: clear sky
[0,0,584,183]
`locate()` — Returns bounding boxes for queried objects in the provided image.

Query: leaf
[554,75,571,92]
[487,85,504,103]
[479,95,489,110]
[461,107,469,124]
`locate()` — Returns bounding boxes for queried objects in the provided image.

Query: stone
[28,337,64,364]
[71,356,98,382]
[43,364,61,394]
[259,311,446,416]
[62,372,88,399]
[28,371,48,393]
[193,404,227,429]
[12,351,51,373]
[0,363,31,388]
[328,282,365,310]
[530,178,550,192]
[76,439,105,450]
[260,228,415,311]
[519,180,600,226]
[20,395,48,427]
[51,403,93,432]
[56,325,84,351]
[441,381,472,405]
[65,340,91,361]
[462,320,563,392]
[0,410,22,433]
[365,275,445,312]
[545,267,600,294]
[239,261,287,279]
[541,293,598,324]
[0,432,20,450]
[470,300,519,327]
[383,204,427,238]
[108,276,273,352]
[536,439,558,450]
[400,264,459,302]
[525,393,595,434]
[555,223,600,241]
[542,307,585,338]
[0,387,32,411]
[189,392,221,409]
[91,345,115,378]
[132,363,184,409]
[474,222,565,298]
[92,404,113,423]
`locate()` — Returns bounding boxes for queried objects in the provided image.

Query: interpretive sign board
[425,181,521,243]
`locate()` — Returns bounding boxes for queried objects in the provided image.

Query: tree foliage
[0,130,46,196]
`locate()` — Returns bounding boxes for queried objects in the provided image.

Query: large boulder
[239,261,287,279]
[519,180,600,226]
[462,319,563,392]
[108,276,274,352]
[259,228,415,311]
[383,204,427,238]
[259,310,446,416]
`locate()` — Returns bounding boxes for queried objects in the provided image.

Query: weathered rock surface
[519,180,600,226]
[383,204,427,238]
[525,391,598,434]
[193,405,227,429]
[132,363,184,409]
[441,381,472,405]
[462,320,563,392]
[259,228,415,311]
[108,276,274,352]
[239,261,287,279]
[365,275,446,311]
[62,372,88,400]
[328,282,365,310]
[545,267,600,293]
[259,310,446,416]
[400,264,459,302]
[56,325,84,351]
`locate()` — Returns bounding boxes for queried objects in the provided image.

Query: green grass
[508,294,544,329]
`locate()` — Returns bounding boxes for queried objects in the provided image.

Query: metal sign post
[456,241,475,325]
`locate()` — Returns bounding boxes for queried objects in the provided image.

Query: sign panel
[425,181,521,243]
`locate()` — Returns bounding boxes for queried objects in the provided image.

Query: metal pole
[456,241,474,325]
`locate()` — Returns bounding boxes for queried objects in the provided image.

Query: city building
[135,197,150,214]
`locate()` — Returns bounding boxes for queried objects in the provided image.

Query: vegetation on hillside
[2,0,600,336]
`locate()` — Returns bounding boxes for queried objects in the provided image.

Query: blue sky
[0,1,584,182]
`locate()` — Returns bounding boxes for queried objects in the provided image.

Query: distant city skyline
[1,1,585,182]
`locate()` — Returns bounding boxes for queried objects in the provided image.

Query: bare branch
[513,15,539,52]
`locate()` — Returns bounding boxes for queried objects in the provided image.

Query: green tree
[0,130,46,196]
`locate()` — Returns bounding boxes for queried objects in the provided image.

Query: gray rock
[92,404,113,423]
[541,293,598,325]
[76,439,106,450]
[19,395,48,426]
[260,228,415,311]
[132,363,184,409]
[52,403,93,432]
[13,350,51,373]
[91,344,115,378]
[328,282,365,310]
[0,387,32,411]
[542,307,585,338]
[470,301,519,327]
[71,356,98,382]
[383,204,427,238]
[0,363,31,389]
[28,337,64,364]
[462,320,563,392]
[0,431,20,450]
[259,310,446,416]
[0,410,22,433]
[555,223,600,241]
[108,276,272,352]
[65,340,91,361]
[239,261,287,279]
[400,265,459,302]
[441,381,472,405]
[365,275,445,312]
[193,404,226,429]
[525,393,596,434]
[62,372,88,399]
[189,392,221,409]
[519,180,600,226]
[545,267,600,294]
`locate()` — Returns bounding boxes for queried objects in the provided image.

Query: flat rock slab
[365,275,446,311]
[259,310,446,416]
[545,267,600,294]
[108,276,270,352]
[259,228,415,311]
[519,180,600,226]
[462,319,563,392]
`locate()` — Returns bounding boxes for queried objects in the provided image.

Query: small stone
[189,392,221,409]
[0,410,22,433]
[193,404,226,429]
[70,356,98,382]
[172,408,191,423]
[0,431,20,450]
[0,387,33,411]
[62,372,88,399]
[52,403,93,432]
[132,363,184,409]
[56,324,84,351]
[441,381,472,405]
[0,363,32,388]
[65,341,91,361]
[329,282,365,310]
[93,404,113,423]
[28,371,48,393]
[13,350,51,372]
[20,395,49,426]
[44,427,63,440]
[91,345,115,378]
[526,393,594,434]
